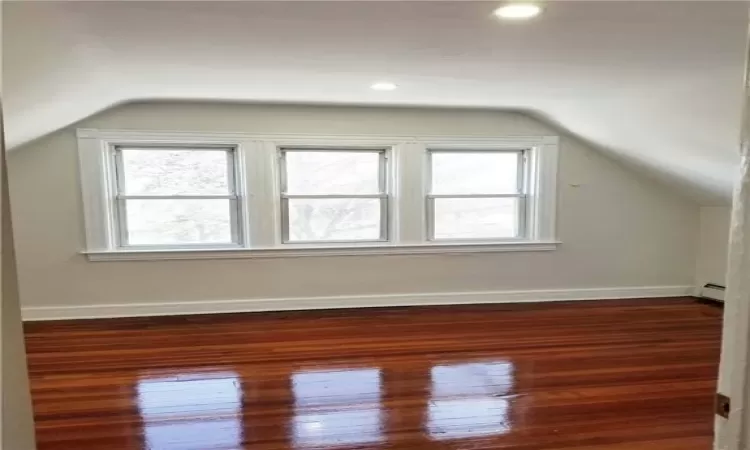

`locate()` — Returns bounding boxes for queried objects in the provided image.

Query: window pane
[431,152,519,195]
[120,148,231,195]
[124,199,233,245]
[433,197,519,239]
[285,151,381,195]
[287,198,381,242]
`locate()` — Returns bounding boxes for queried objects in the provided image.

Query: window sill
[82,241,561,261]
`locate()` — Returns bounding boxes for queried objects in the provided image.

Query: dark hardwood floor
[24,297,722,450]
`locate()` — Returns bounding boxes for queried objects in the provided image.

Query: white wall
[1,5,37,443]
[1,109,37,450]
[696,206,731,289]
[7,102,700,317]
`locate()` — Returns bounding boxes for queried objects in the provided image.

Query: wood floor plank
[25,297,722,450]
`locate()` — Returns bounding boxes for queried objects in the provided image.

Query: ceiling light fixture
[493,3,542,20]
[370,82,398,91]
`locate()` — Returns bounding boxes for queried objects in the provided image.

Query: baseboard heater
[698,283,725,305]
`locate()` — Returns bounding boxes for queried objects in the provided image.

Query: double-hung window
[279,148,389,243]
[427,149,526,241]
[112,145,242,248]
[78,129,558,259]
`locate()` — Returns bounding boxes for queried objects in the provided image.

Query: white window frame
[419,138,558,245]
[111,144,244,249]
[425,148,528,242]
[278,147,390,244]
[77,129,559,261]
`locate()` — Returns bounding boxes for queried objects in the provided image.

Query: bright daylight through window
[280,149,388,243]
[428,150,525,240]
[77,129,558,259]
[113,146,241,247]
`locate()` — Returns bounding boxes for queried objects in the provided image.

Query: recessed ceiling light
[370,82,398,91]
[494,3,542,20]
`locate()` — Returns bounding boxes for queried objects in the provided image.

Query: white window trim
[77,129,560,261]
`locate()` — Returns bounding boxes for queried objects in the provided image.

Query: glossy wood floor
[25,298,722,450]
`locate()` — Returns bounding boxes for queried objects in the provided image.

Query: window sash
[425,195,527,241]
[278,148,390,243]
[426,149,528,241]
[111,146,243,248]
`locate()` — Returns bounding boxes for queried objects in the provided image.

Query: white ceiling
[3,1,748,204]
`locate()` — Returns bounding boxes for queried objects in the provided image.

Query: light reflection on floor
[133,361,515,449]
[137,371,242,450]
[291,368,384,448]
[428,361,515,439]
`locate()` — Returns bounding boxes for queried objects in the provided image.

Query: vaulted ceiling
[3,1,748,204]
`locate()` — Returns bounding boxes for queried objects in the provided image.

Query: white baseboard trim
[22,285,695,321]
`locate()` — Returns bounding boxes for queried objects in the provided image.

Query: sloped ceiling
[3,1,748,204]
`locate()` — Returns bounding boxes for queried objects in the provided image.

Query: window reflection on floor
[428,361,514,440]
[137,371,242,450]
[292,368,383,448]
